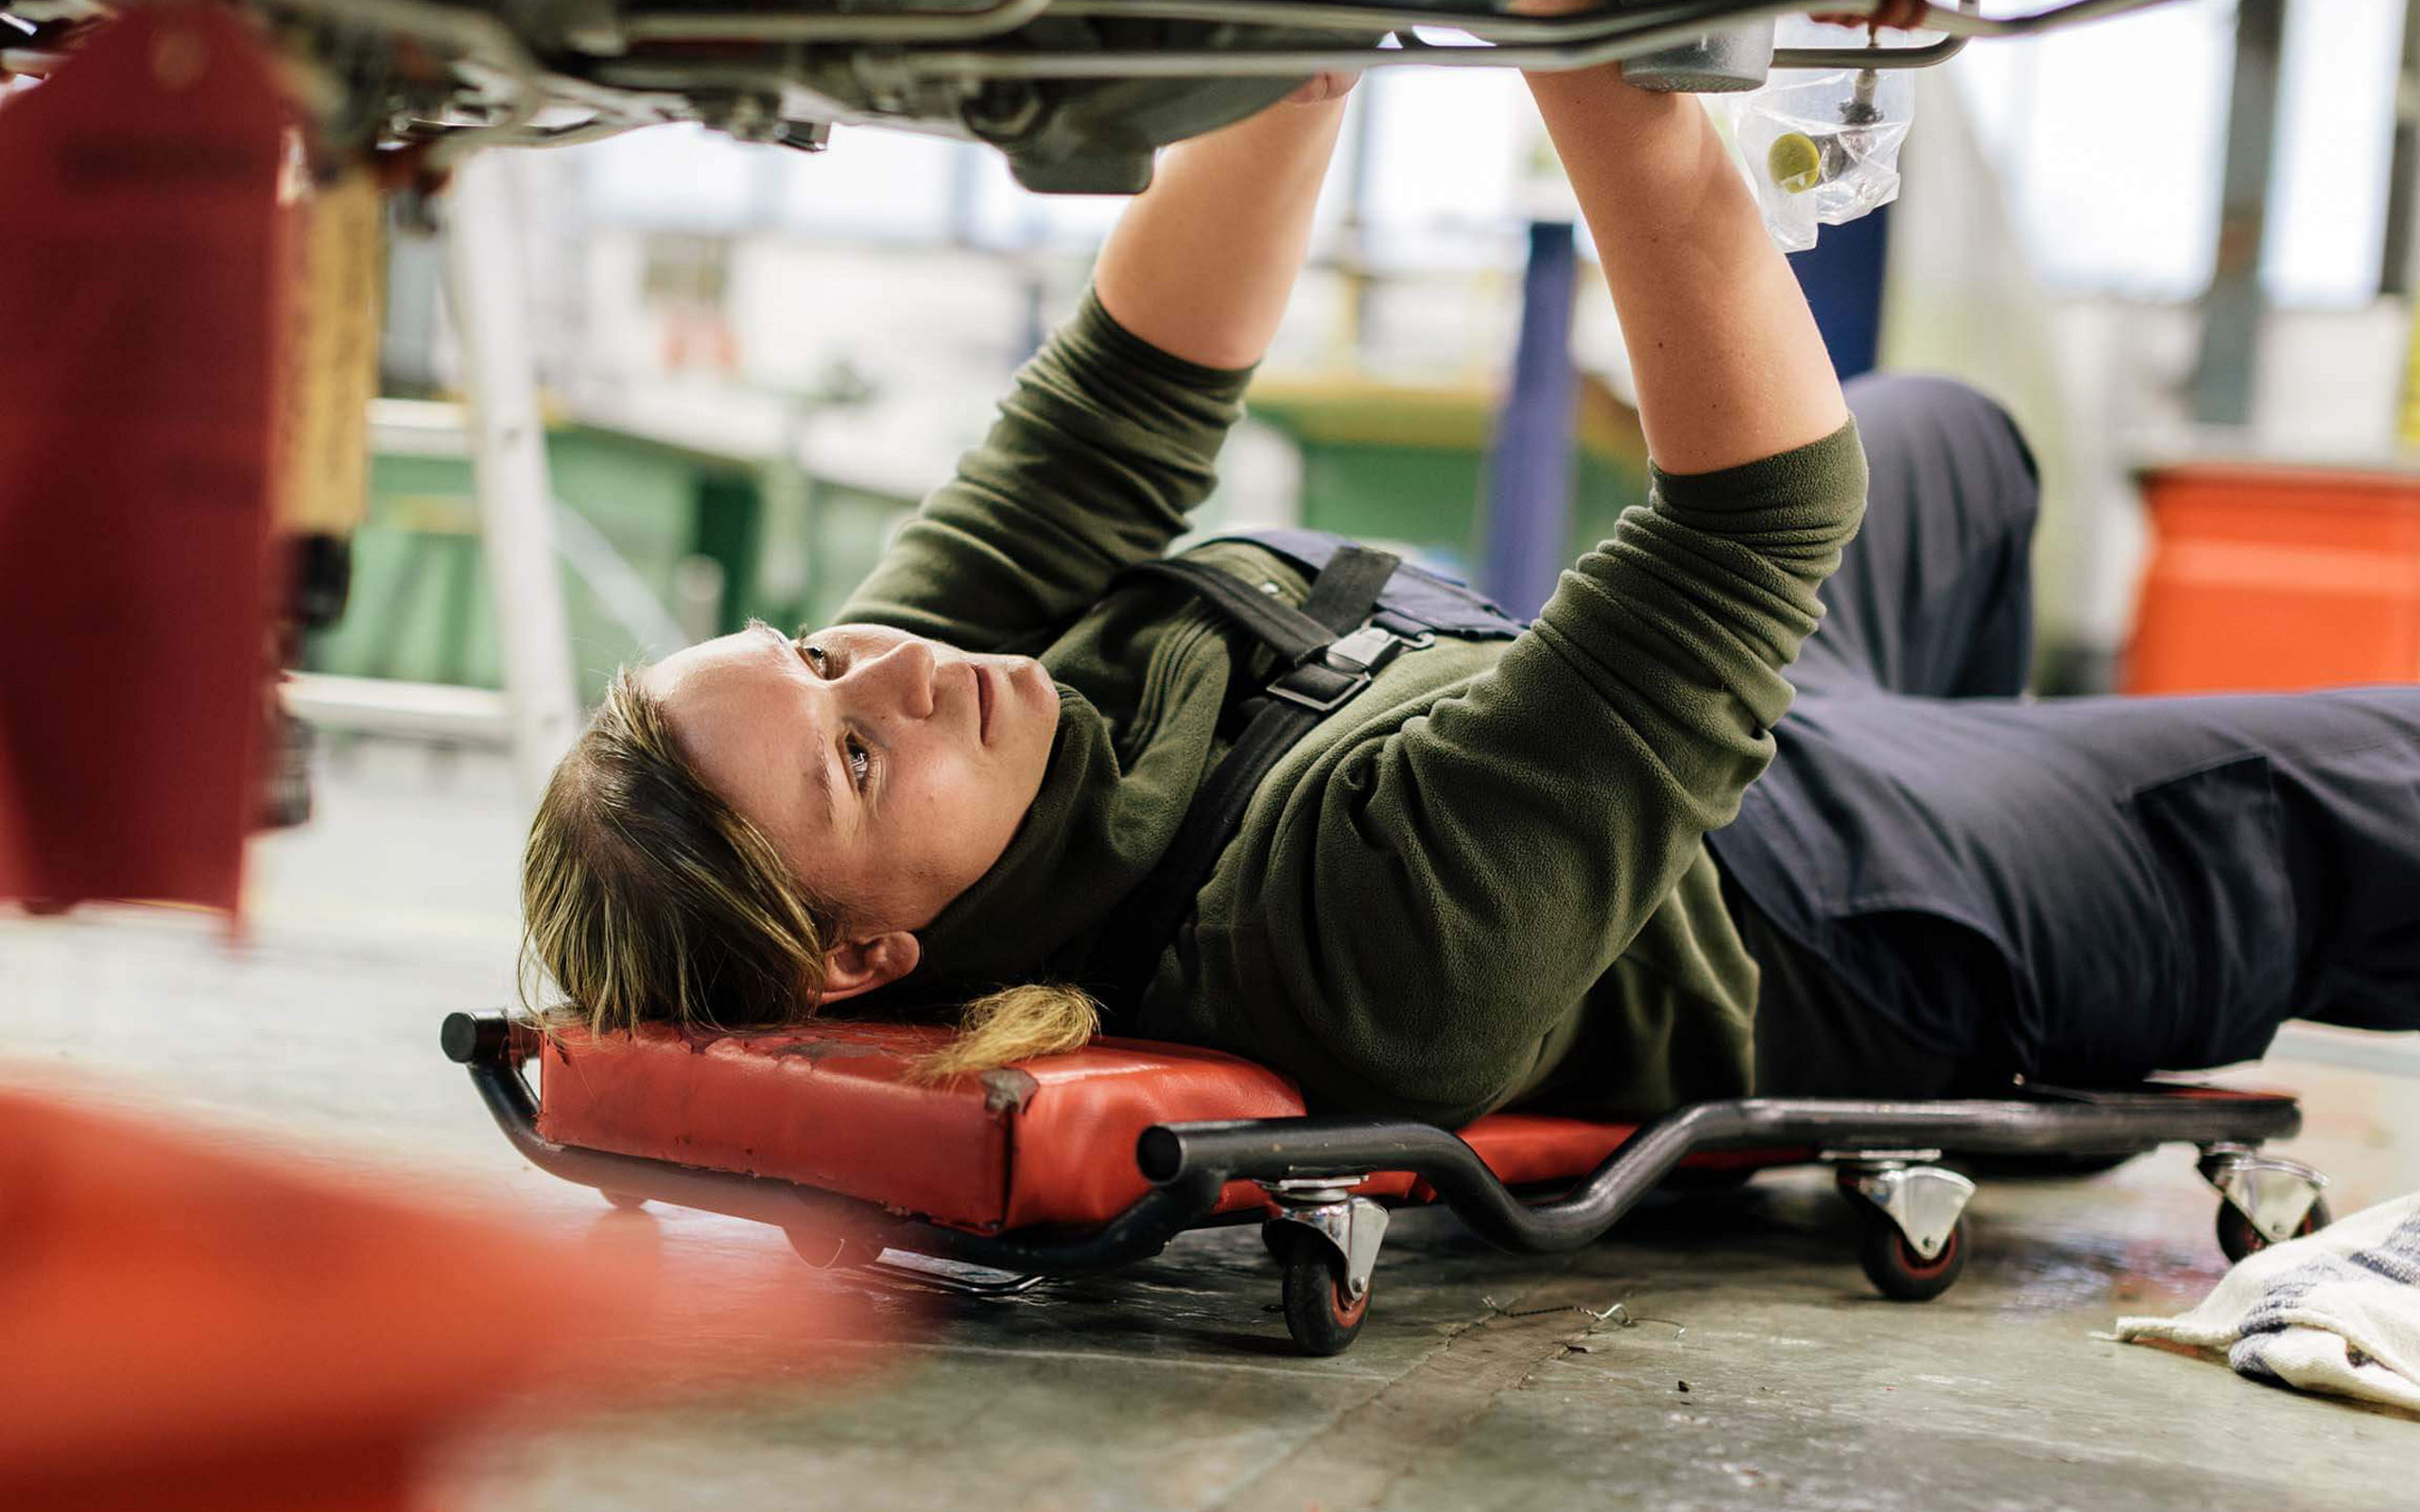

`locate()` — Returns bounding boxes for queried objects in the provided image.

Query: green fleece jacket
[840,293,1867,1127]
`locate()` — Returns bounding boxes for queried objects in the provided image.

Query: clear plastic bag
[1712,52,1914,252]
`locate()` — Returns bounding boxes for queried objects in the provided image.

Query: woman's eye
[844,734,873,788]
[799,640,837,675]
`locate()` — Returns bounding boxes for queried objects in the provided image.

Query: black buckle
[1267,624,1434,714]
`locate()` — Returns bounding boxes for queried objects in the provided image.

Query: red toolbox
[2130,460,2420,693]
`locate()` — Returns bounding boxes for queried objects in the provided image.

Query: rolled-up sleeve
[1236,421,1869,1123]
[838,291,1255,651]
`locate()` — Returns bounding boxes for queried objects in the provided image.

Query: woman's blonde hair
[519,667,1097,1079]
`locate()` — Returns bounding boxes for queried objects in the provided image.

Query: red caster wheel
[1270,1224,1369,1356]
[1855,1209,1968,1302]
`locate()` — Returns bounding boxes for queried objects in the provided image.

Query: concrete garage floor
[7,742,2416,1511]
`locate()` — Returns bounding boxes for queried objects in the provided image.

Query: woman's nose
[853,637,938,719]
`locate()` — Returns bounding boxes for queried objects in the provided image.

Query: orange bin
[2128,461,2420,694]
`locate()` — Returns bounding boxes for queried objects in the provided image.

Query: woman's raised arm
[1094,82,1350,369]
[837,94,1347,650]
[1524,65,1845,472]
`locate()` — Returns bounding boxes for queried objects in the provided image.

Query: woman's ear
[817,931,922,1004]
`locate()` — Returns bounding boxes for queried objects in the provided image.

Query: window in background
[579,123,764,232]
[1956,0,2404,307]
[774,129,974,241]
[1354,65,1533,269]
[2266,0,2402,306]
[1956,1,2235,301]
[578,121,975,241]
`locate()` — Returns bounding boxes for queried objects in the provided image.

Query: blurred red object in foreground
[0,4,285,913]
[0,1088,874,1512]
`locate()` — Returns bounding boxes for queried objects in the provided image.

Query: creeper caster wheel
[2216,1194,2330,1264]
[1835,1155,1975,1302]
[1854,1207,1969,1301]
[2200,1145,2330,1263]
[1270,1224,1369,1356]
[1260,1188,1387,1356]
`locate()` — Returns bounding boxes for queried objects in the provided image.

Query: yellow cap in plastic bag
[1768,132,1824,195]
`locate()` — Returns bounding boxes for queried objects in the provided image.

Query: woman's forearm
[1092,95,1347,369]
[1524,67,1845,474]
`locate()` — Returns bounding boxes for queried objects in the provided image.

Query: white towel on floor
[2110,1193,2420,1413]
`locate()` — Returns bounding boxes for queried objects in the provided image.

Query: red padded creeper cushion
[534,1022,1720,1234]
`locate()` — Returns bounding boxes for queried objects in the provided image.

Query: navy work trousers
[1717,374,2420,1094]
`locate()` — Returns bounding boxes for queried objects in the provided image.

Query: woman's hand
[1809,3,1932,29]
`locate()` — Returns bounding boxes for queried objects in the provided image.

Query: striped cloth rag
[2111,1193,2420,1414]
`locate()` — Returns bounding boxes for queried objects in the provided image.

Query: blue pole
[1788,200,1891,381]
[1483,221,1580,620]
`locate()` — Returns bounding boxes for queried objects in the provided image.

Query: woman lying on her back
[521,62,2420,1127]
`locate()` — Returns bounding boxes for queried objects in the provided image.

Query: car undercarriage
[2,0,2193,191]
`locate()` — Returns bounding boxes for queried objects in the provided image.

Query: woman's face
[643,622,1060,936]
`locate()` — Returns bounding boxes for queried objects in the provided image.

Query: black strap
[1089,545,1403,1009]
[1116,558,1339,658]
[1300,546,1401,637]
